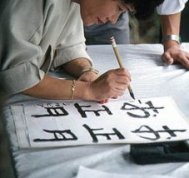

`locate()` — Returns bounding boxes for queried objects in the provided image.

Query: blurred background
[130,1,189,43]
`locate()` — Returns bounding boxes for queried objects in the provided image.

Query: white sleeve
[156,0,188,15]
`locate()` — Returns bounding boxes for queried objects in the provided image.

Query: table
[2,44,189,178]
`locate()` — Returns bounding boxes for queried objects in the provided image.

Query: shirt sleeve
[52,2,93,68]
[0,1,45,95]
[156,0,188,15]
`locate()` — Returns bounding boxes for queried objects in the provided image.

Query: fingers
[106,68,131,84]
[99,99,109,104]
[178,53,189,69]
[114,68,131,80]
[162,52,174,65]
[162,46,189,69]
[103,68,131,97]
[107,68,131,90]
[163,52,189,69]
[90,68,131,101]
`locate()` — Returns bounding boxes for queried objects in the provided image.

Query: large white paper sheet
[12,97,189,148]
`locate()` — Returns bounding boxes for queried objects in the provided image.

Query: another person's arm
[160,13,189,68]
[157,0,189,69]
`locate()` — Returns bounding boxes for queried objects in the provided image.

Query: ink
[83,124,125,143]
[132,125,187,141]
[74,103,113,118]
[138,99,142,104]
[32,106,68,118]
[121,100,164,118]
[34,129,78,142]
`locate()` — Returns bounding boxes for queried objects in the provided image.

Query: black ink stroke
[32,107,69,118]
[74,103,112,118]
[121,101,164,118]
[34,129,78,142]
[83,124,125,143]
[132,125,186,141]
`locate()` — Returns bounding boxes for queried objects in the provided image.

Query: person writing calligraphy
[0,0,164,101]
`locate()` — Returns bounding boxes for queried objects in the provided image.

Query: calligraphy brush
[110,36,136,100]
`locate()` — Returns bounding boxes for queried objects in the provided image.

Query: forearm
[23,75,90,100]
[61,57,93,77]
[23,58,99,100]
[160,12,181,35]
[160,12,181,49]
[160,12,189,69]
[23,68,131,101]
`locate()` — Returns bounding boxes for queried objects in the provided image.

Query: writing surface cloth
[12,97,189,148]
[76,166,174,178]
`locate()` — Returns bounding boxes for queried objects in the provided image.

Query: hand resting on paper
[162,42,189,69]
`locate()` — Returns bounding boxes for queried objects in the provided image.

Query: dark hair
[123,0,164,20]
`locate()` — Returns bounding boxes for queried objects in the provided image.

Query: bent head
[78,0,164,26]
